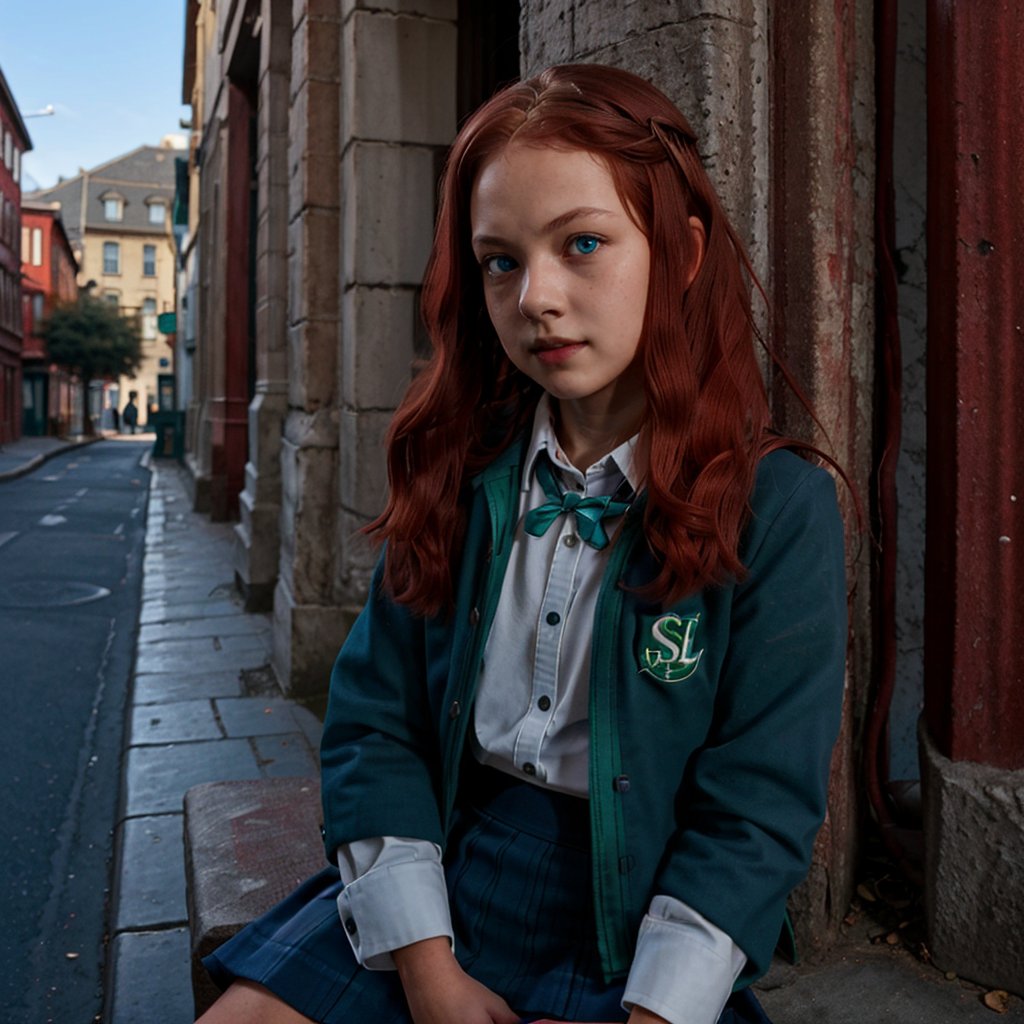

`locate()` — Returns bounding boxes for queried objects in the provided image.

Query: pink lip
[532,339,586,365]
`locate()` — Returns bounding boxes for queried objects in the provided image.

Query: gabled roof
[25,144,179,242]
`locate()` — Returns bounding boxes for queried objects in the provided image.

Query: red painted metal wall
[925,1,1024,769]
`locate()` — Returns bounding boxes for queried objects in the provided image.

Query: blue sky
[0,0,190,191]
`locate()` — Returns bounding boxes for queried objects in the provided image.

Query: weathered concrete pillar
[272,0,345,694]
[234,0,292,610]
[770,0,875,954]
[921,0,1024,995]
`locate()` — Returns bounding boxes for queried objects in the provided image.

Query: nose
[517,260,564,322]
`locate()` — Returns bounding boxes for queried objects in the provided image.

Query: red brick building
[0,66,31,445]
[20,202,78,435]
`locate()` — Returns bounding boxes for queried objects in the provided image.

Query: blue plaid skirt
[204,766,772,1023]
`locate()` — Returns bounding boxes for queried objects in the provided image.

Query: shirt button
[469,607,480,626]
[344,918,358,935]
[564,534,578,547]
[613,775,631,793]
[538,695,552,712]
[546,611,561,626]
[522,762,536,776]
[448,700,461,720]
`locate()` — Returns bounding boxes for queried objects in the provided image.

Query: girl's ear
[684,214,707,289]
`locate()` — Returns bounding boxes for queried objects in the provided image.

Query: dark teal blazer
[320,445,847,984]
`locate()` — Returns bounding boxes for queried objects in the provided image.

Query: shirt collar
[522,394,644,494]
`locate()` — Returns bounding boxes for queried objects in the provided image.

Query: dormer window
[148,200,167,226]
[103,194,125,222]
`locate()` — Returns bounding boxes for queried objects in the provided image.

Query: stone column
[271,0,345,693]
[921,0,1024,994]
[336,0,457,608]
[233,0,292,610]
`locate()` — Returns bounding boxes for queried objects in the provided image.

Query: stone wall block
[254,297,289,370]
[293,9,342,85]
[289,151,341,216]
[341,286,418,409]
[343,12,456,145]
[341,142,437,286]
[289,78,341,160]
[921,725,1024,994]
[272,576,357,698]
[294,0,341,32]
[342,0,456,19]
[278,421,339,607]
[338,509,379,597]
[339,408,392,520]
[258,68,292,148]
[519,0,575,72]
[288,207,341,324]
[288,319,338,410]
[254,228,288,311]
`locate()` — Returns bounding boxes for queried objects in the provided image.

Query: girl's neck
[552,393,645,471]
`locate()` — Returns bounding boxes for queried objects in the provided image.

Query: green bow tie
[523,456,631,551]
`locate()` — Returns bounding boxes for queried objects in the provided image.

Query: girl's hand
[393,937,520,1024]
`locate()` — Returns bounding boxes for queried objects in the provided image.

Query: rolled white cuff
[335,838,453,970]
[622,895,747,1024]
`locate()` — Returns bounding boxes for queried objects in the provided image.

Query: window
[141,297,158,340]
[2,130,10,169]
[13,146,19,184]
[32,292,44,323]
[104,197,124,222]
[31,228,43,267]
[103,241,121,274]
[104,292,120,307]
[143,244,156,276]
[148,201,166,226]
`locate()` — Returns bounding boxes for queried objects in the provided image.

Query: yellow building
[27,140,183,428]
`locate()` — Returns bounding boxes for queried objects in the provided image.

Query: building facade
[20,202,79,436]
[26,144,181,430]
[0,66,31,446]
[180,0,1024,992]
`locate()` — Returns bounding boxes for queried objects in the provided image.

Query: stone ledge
[184,776,326,1016]
[920,722,1024,996]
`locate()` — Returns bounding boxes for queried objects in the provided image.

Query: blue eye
[483,254,517,276]
[572,235,601,255]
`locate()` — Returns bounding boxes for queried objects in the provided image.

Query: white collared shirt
[335,397,746,1024]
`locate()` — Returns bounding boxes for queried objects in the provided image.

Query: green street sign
[157,312,177,334]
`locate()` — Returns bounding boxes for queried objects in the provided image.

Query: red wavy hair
[367,63,797,614]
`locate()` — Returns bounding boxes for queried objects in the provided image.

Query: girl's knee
[195,979,314,1024]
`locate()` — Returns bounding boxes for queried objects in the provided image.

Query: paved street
[0,438,150,1024]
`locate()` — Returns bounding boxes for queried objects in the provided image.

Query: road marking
[38,514,67,527]
[113,523,124,536]
[75,488,88,498]
[0,531,17,550]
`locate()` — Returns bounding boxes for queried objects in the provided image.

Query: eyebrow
[471,206,616,249]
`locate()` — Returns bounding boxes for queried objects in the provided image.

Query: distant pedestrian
[122,392,138,435]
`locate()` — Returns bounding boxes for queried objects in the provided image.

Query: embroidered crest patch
[638,613,704,683]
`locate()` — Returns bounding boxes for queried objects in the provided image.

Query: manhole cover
[0,580,112,609]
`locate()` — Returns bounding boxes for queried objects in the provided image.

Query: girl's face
[470,143,651,423]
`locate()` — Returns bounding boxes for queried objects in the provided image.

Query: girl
[198,64,847,1024]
